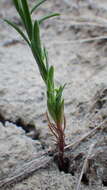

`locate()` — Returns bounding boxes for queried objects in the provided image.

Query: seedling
[5,0,66,171]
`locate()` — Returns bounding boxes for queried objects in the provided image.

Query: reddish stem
[46,113,66,171]
[56,122,65,170]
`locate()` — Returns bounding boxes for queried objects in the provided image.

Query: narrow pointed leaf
[31,0,47,14]
[4,19,30,46]
[31,46,47,82]
[39,13,60,24]
[48,66,54,89]
[55,98,64,124]
[12,0,20,13]
[56,84,66,100]
[31,42,47,82]
[33,20,42,55]
[21,0,32,40]
[47,97,57,122]
[43,47,49,72]
[12,0,25,25]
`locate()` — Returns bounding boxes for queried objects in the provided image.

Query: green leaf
[48,66,54,89]
[56,85,65,104]
[12,0,25,25]
[31,20,41,64]
[47,82,65,124]
[39,13,60,24]
[47,96,57,122]
[4,19,30,46]
[43,47,49,72]
[54,85,65,123]
[33,20,42,55]
[31,20,48,82]
[31,0,47,14]
[31,45,47,82]
[57,99,64,123]
[21,0,32,40]
[12,0,20,13]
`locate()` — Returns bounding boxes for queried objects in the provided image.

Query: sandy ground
[1,0,107,189]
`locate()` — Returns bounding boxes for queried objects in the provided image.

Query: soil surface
[1,0,107,189]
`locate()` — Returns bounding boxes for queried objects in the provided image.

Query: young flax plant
[5,0,66,170]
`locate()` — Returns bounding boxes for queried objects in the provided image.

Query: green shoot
[5,0,66,171]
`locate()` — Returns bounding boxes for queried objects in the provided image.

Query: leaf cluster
[5,0,65,126]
